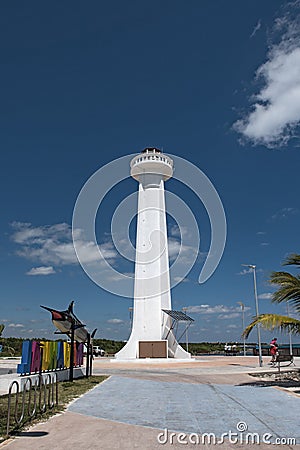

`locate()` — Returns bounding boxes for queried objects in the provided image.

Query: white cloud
[237,268,263,276]
[168,237,198,265]
[250,19,262,39]
[168,238,181,260]
[169,225,190,239]
[218,313,241,319]
[11,222,118,268]
[173,276,189,283]
[107,318,124,324]
[8,323,24,328]
[26,266,56,276]
[238,268,252,276]
[187,304,250,315]
[256,231,266,235]
[103,272,135,282]
[260,243,270,246]
[258,292,273,300]
[271,207,299,220]
[12,222,70,244]
[11,222,196,281]
[234,4,300,147]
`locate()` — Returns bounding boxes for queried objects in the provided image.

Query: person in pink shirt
[269,337,278,364]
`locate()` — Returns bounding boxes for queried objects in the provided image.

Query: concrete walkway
[69,375,300,437]
[1,356,299,449]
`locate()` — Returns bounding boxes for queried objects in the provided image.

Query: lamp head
[241,264,256,269]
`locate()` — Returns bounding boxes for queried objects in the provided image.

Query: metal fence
[7,373,58,436]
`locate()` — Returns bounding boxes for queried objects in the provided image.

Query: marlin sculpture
[41,301,89,343]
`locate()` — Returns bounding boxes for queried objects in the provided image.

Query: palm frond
[243,314,300,339]
[283,253,300,267]
[269,271,300,312]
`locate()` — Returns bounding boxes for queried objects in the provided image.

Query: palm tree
[243,253,300,338]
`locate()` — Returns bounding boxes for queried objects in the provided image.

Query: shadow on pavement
[15,431,49,438]
[237,379,300,390]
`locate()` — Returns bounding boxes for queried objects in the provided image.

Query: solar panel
[162,309,194,322]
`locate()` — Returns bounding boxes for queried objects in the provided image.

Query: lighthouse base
[110,357,196,363]
[115,337,192,360]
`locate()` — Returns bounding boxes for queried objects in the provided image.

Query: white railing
[130,153,173,169]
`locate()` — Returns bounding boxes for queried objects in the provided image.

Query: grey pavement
[0,369,16,376]
[0,359,20,395]
[0,359,19,375]
[69,375,300,440]
[1,357,299,449]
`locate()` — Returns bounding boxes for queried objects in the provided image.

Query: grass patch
[0,375,107,440]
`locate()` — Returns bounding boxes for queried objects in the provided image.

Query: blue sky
[1,1,300,344]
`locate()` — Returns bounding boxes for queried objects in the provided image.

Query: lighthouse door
[139,341,167,358]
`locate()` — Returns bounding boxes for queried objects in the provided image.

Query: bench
[274,355,295,372]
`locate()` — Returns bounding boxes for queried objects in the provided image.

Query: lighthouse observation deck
[130,148,173,182]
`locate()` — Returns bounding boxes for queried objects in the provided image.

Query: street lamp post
[182,307,189,353]
[237,301,246,356]
[129,307,133,326]
[286,302,293,356]
[242,264,263,367]
[128,307,133,338]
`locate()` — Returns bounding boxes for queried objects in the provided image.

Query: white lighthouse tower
[115,148,191,360]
